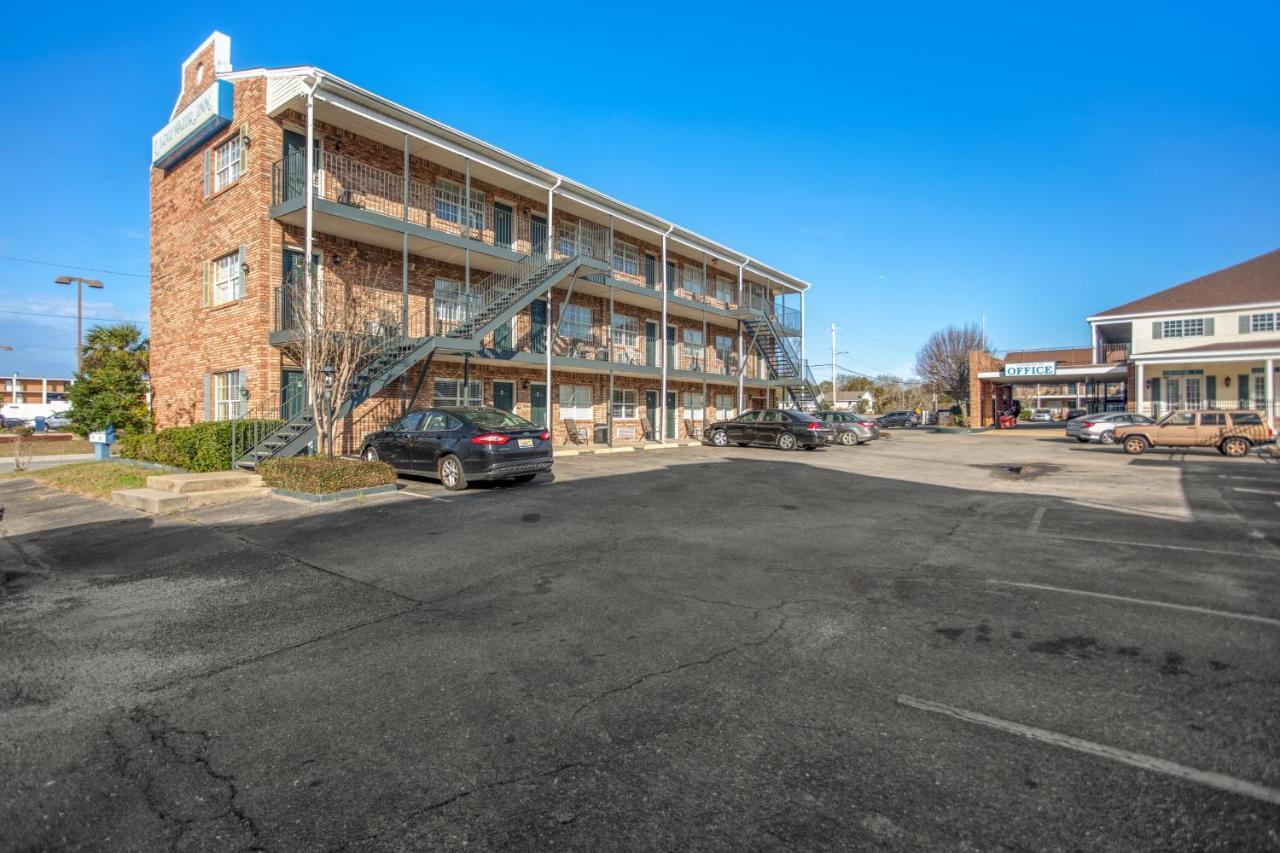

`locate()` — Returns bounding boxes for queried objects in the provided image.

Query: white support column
[1090,324,1099,363]
[1135,363,1145,416]
[737,261,746,414]
[800,289,806,373]
[544,181,559,430]
[41,377,48,405]
[303,80,317,406]
[1267,357,1276,431]
[660,227,672,442]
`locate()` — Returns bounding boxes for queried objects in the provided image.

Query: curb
[270,483,401,503]
[554,440,701,458]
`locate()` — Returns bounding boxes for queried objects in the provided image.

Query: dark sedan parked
[359,407,552,490]
[875,410,920,429]
[703,409,832,450]
[812,411,880,445]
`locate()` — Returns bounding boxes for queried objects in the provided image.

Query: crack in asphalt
[571,601,797,719]
[106,707,264,852]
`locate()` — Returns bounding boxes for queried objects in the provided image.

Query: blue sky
[1,3,1277,379]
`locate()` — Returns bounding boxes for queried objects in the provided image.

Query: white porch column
[1267,357,1276,431]
[660,227,672,443]
[303,78,317,408]
[42,377,48,405]
[1135,363,1144,415]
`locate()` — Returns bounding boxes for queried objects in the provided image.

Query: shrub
[1017,408,1032,421]
[949,404,964,417]
[258,457,396,495]
[118,420,283,472]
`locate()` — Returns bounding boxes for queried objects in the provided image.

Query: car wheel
[777,432,797,451]
[438,454,468,490]
[1099,431,1117,446]
[840,432,856,446]
[1221,437,1250,458]
[1123,436,1148,455]
[711,429,729,447]
[362,446,379,462]
[1076,437,1090,443]
[510,473,537,484]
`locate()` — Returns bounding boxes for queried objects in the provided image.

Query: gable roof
[1090,249,1280,319]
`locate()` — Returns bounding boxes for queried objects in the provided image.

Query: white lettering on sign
[1003,361,1057,377]
[151,80,234,169]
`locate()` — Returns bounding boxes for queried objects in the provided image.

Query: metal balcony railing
[273,282,429,338]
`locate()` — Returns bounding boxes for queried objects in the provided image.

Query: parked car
[703,409,832,450]
[1065,407,1087,420]
[1,416,27,429]
[1030,409,1054,422]
[26,413,72,430]
[812,411,880,446]
[358,406,552,490]
[1111,410,1273,457]
[1065,411,1155,444]
[875,410,919,429]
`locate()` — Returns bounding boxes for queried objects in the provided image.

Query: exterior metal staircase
[738,308,825,412]
[233,252,593,468]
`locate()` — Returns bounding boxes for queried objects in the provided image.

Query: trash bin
[593,423,609,445]
[998,414,1017,430]
[33,416,46,433]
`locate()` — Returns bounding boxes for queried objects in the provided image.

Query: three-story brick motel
[149,33,821,464]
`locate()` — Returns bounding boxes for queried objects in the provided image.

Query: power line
[0,255,149,279]
[0,309,150,324]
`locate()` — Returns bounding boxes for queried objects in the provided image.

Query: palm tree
[81,323,148,374]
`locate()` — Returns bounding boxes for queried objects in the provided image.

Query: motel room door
[666,391,678,439]
[645,390,659,439]
[492,381,515,414]
[530,383,547,428]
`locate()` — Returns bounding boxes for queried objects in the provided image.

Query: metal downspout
[544,178,562,431]
[660,225,674,442]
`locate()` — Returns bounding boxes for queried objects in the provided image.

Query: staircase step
[111,487,190,514]
[185,486,272,509]
[146,472,264,494]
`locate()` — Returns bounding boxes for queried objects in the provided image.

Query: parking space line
[1026,507,1046,535]
[1233,487,1280,496]
[986,580,1280,628]
[896,694,1280,806]
[1029,531,1280,560]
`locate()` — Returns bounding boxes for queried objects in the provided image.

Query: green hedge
[258,457,396,495]
[119,420,283,472]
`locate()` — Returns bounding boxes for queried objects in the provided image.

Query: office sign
[151,80,233,170]
[1003,361,1056,377]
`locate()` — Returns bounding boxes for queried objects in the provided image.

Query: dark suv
[704,409,832,450]
[876,410,919,429]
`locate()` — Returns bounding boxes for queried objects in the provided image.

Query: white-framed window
[434,178,484,230]
[1256,374,1267,407]
[715,334,734,359]
[433,278,477,328]
[212,134,241,192]
[213,370,245,421]
[681,265,704,296]
[1184,377,1203,409]
[715,393,736,420]
[715,275,734,304]
[611,312,639,348]
[1164,377,1181,409]
[1250,312,1278,333]
[560,303,593,341]
[682,391,705,418]
[682,329,705,366]
[433,379,482,406]
[212,251,243,305]
[1162,318,1205,338]
[559,384,593,420]
[611,388,637,419]
[612,240,640,277]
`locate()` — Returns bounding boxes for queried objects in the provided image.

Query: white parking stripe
[1026,507,1046,535]
[1233,487,1280,496]
[896,694,1280,806]
[1030,531,1280,560]
[986,580,1280,628]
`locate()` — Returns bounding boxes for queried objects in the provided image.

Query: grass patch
[14,461,149,499]
[258,457,396,495]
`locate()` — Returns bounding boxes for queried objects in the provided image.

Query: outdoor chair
[563,419,589,445]
[684,419,702,439]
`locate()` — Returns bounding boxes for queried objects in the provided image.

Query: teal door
[1239,374,1251,409]
[531,215,548,255]
[666,325,677,368]
[666,391,677,439]
[645,390,659,439]
[281,370,306,419]
[530,383,547,427]
[493,202,514,249]
[493,381,515,413]
[645,321,658,366]
[530,299,547,354]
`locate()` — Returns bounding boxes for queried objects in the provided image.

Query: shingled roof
[1092,249,1280,319]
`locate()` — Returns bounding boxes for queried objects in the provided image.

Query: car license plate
[518,438,534,448]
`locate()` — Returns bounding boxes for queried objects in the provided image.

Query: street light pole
[54,276,104,373]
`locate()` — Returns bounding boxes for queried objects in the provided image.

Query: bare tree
[279,260,396,458]
[913,324,991,412]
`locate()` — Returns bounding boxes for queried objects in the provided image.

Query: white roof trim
[1132,346,1280,363]
[172,32,231,118]
[1088,301,1280,323]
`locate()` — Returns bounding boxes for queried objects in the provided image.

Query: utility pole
[830,323,837,407]
[54,276,104,373]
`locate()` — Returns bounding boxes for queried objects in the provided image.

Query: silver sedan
[1065,412,1155,445]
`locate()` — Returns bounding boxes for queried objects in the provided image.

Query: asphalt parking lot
[2,430,1278,851]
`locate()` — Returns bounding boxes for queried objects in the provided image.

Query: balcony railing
[272,281,428,339]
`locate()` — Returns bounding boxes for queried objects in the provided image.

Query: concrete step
[112,488,190,514]
[184,486,271,508]
[146,472,264,494]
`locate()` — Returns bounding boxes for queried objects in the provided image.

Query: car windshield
[458,408,535,429]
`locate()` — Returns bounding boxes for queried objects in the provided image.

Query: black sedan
[703,409,832,450]
[359,407,552,490]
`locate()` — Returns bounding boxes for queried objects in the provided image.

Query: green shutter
[1206,376,1216,408]
[1203,317,1214,336]
[238,126,248,177]
[237,244,247,299]
[1240,314,1251,334]
[1151,321,1162,340]
[201,261,211,307]
[203,148,211,198]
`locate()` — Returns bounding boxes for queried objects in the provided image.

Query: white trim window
[212,251,243,305]
[433,379,482,406]
[212,135,241,191]
[611,312,639,348]
[715,334,734,369]
[434,178,484,230]
[213,370,244,421]
[433,278,473,329]
[682,391,705,419]
[682,328,705,369]
[611,388,637,419]
[561,303,593,341]
[1250,312,1277,333]
[1162,318,1205,338]
[559,384,593,420]
[681,265,705,297]
[1184,376,1203,409]
[715,274,734,304]
[1256,374,1267,408]
[612,240,640,277]
[715,393,736,420]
